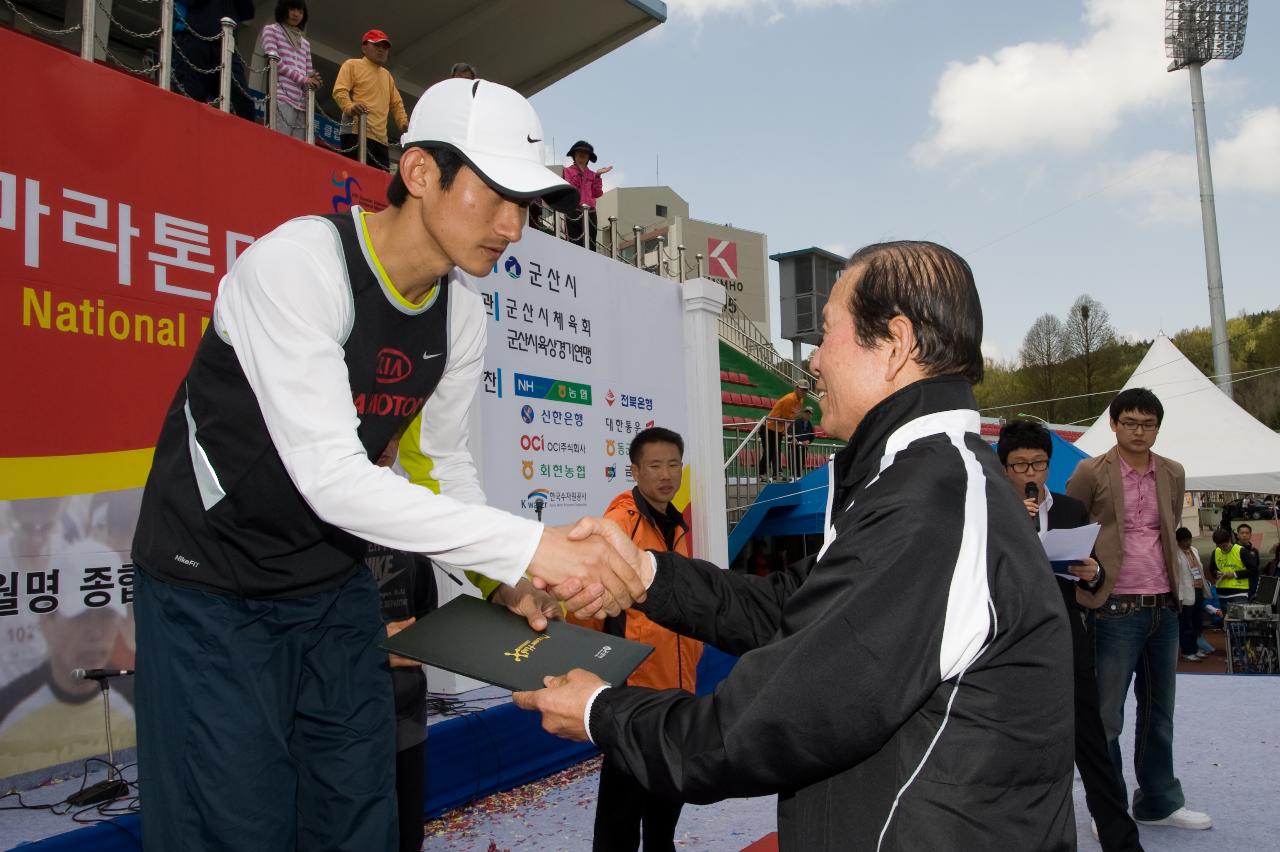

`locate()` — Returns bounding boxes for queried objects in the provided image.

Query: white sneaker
[1134,806,1212,830]
[1182,654,1199,661]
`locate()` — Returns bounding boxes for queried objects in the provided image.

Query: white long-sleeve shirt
[208,211,541,586]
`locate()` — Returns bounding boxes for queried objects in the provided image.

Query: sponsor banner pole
[681,277,728,565]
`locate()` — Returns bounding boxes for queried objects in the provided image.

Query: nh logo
[516,377,535,393]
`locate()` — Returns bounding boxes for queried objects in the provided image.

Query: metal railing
[718,308,816,387]
[722,416,837,529]
[49,0,354,155]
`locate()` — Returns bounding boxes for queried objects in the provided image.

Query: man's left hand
[511,668,607,741]
[1067,557,1101,584]
[386,617,421,669]
[490,577,563,632]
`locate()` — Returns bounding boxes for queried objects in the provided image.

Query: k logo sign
[708,238,738,279]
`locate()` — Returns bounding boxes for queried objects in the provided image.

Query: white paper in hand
[1039,524,1102,583]
[1038,523,1101,562]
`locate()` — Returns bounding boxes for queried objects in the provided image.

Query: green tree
[1019,314,1068,421]
[1063,295,1117,407]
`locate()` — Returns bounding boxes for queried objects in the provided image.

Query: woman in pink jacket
[562,140,612,251]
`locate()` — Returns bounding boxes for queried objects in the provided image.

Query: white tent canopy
[1075,335,1280,493]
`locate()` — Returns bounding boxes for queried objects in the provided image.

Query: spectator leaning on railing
[257,0,321,140]
[332,28,409,171]
[760,381,808,481]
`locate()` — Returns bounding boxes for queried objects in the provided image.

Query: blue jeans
[1093,602,1185,821]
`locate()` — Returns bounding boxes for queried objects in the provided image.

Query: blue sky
[530,0,1279,365]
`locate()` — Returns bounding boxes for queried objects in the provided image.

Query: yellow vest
[1214,545,1248,592]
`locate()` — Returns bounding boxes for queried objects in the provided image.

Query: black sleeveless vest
[133,212,451,598]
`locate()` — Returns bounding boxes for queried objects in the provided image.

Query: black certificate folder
[380,594,653,692]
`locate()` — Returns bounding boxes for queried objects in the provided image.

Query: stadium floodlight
[1166,1,1248,68]
[1164,1,1249,399]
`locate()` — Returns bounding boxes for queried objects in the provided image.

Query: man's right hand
[526,523,648,618]
[350,101,370,115]
[564,517,655,589]
[1022,497,1039,518]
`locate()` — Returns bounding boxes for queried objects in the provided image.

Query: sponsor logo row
[517,436,630,457]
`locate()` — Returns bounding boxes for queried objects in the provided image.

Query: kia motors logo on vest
[376,348,413,384]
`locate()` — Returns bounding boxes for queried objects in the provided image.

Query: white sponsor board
[462,227,689,526]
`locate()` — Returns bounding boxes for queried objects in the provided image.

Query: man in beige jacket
[1066,387,1210,832]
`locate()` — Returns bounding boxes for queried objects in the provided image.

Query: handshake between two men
[492,516,655,632]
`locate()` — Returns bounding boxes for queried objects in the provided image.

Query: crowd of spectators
[167,7,629,240]
[169,2,483,174]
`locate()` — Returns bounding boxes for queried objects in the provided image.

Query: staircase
[717,303,815,388]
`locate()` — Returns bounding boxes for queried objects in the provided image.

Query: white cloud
[915,0,1181,164]
[1216,106,1280,192]
[1096,107,1280,223]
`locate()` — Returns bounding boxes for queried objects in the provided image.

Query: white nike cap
[403,78,575,210]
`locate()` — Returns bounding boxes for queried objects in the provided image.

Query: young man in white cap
[131,78,646,852]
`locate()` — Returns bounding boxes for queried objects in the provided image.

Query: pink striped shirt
[259,24,314,109]
[1114,456,1171,594]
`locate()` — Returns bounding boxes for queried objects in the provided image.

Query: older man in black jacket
[517,241,1075,851]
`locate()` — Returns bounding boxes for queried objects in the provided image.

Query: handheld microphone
[72,668,134,681]
[1025,482,1040,532]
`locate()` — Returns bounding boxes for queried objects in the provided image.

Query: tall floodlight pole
[1165,1,1248,399]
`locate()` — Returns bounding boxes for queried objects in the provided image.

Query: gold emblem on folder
[504,633,550,663]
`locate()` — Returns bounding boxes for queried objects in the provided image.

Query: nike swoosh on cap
[527,135,542,144]
[422,352,442,360]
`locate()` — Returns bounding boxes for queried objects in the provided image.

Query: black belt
[1107,593,1177,608]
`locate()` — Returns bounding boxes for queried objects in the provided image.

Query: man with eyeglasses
[1066,388,1211,832]
[997,420,1142,852]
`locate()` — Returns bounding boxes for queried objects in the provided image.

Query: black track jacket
[589,377,1075,851]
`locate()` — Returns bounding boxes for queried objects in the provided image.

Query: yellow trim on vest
[397,410,440,496]
[0,449,154,499]
[466,570,503,601]
[359,211,437,310]
[398,410,502,599]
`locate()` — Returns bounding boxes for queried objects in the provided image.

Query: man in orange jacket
[760,381,809,481]
[575,426,701,850]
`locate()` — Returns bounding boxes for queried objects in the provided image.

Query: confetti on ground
[421,755,776,851]
[424,755,604,844]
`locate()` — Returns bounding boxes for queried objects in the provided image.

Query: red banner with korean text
[0,28,388,781]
